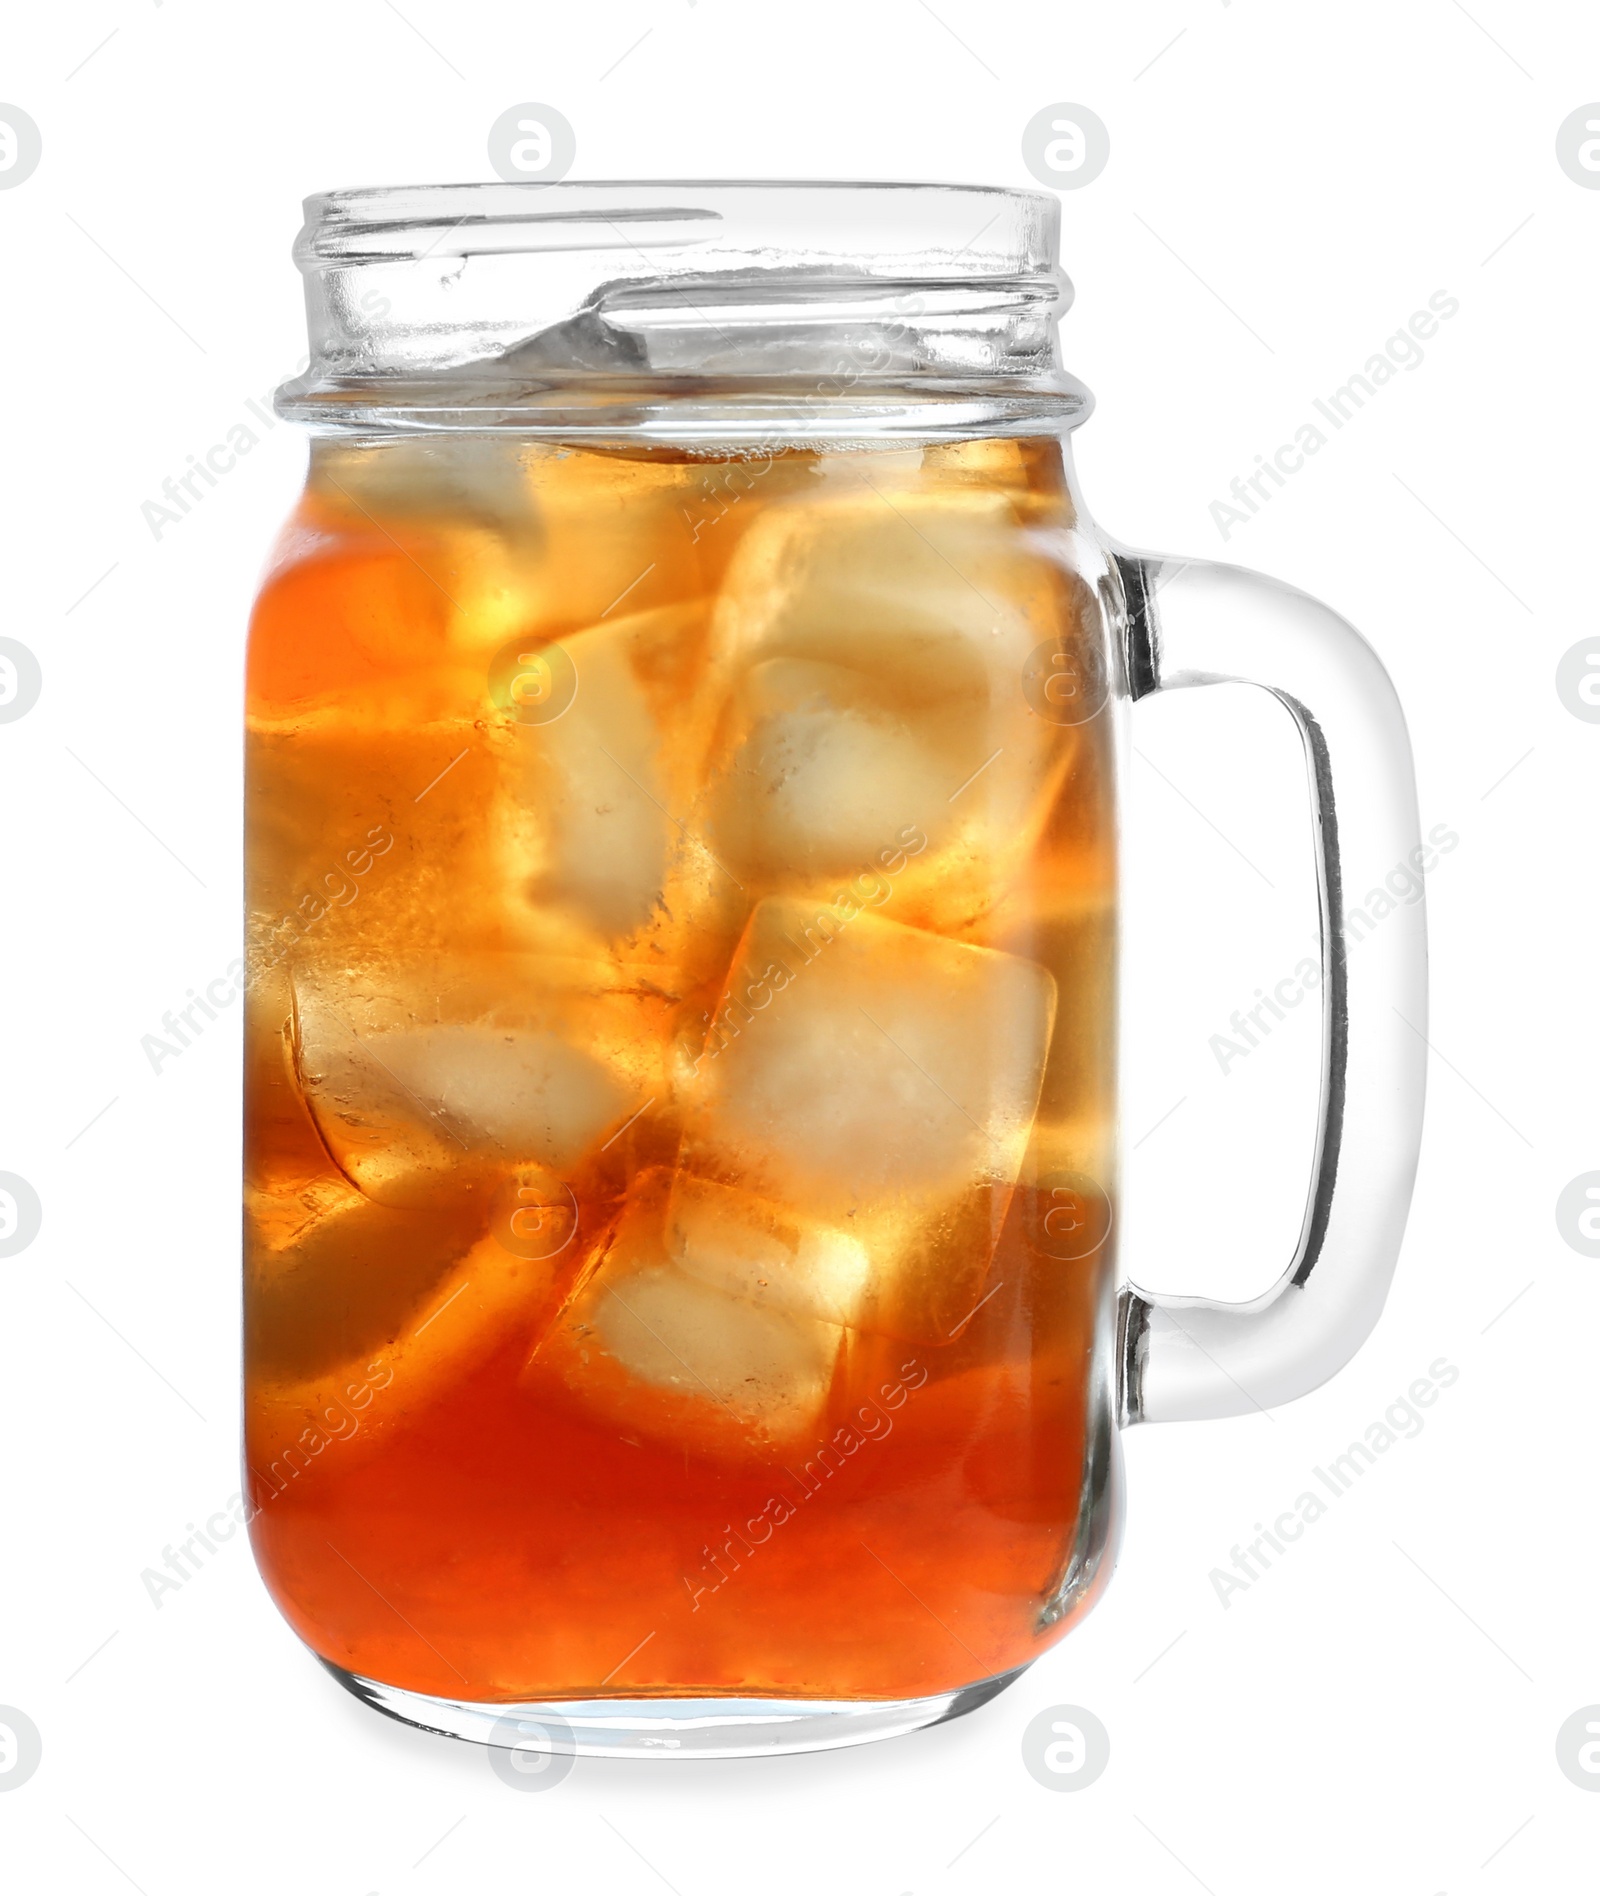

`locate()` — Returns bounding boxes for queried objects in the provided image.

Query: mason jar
[243,181,1426,1758]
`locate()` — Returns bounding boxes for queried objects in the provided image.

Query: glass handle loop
[1115,553,1427,1425]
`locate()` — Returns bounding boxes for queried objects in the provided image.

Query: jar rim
[296,179,1062,281]
[281,180,1087,442]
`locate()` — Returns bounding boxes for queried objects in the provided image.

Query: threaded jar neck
[275,181,1090,444]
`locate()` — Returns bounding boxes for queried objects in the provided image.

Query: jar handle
[1113,552,1428,1425]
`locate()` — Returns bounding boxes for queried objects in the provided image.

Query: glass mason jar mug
[244,183,1426,1758]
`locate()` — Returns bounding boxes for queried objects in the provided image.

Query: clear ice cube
[526,1170,844,1459]
[698,489,1086,921]
[248,1181,579,1461]
[292,984,635,1208]
[678,898,1057,1341]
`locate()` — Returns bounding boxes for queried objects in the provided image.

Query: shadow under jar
[242,182,1425,1759]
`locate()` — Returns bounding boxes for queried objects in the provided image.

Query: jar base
[321,1659,1028,1758]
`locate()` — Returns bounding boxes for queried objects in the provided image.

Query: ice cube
[526,1170,845,1460]
[247,1180,588,1465]
[714,488,1047,685]
[515,445,708,633]
[666,1172,871,1330]
[504,633,665,939]
[305,441,715,676]
[985,887,1118,1202]
[245,1175,483,1383]
[502,601,721,944]
[698,489,1090,923]
[248,534,498,727]
[678,898,1057,1342]
[291,975,639,1210]
[706,657,959,883]
[309,436,542,532]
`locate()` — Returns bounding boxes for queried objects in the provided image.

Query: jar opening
[276,181,1089,444]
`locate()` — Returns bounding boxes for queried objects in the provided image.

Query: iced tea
[243,433,1118,1704]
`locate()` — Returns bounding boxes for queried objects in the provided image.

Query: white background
[1,2,1595,1890]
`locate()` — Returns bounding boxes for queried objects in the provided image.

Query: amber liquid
[244,434,1118,1702]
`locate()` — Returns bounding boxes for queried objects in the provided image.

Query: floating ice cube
[983,886,1118,1203]
[245,1175,479,1382]
[515,447,708,632]
[666,1172,871,1330]
[678,899,1056,1341]
[248,537,499,729]
[707,658,957,883]
[292,981,636,1209]
[714,488,1047,689]
[527,1171,844,1459]
[309,436,541,531]
[506,632,666,938]
[503,601,721,944]
[699,490,1088,919]
[247,1181,583,1465]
